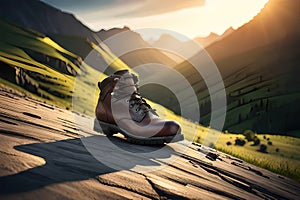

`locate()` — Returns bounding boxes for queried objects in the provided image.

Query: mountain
[96,27,177,67]
[194,32,219,48]
[97,27,132,41]
[195,27,234,48]
[150,34,202,63]
[149,27,234,63]
[0,0,93,39]
[145,0,300,135]
[0,0,176,68]
[151,34,185,49]
[206,0,300,61]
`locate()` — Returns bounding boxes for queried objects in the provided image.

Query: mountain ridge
[146,0,300,134]
[195,27,234,48]
[0,0,94,39]
[206,0,300,60]
[171,0,300,133]
[0,0,176,68]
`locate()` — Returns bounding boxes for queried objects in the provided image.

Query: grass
[217,146,300,181]
[192,131,300,182]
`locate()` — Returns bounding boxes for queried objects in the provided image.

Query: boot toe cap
[160,120,181,137]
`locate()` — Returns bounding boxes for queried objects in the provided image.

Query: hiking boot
[94,70,184,145]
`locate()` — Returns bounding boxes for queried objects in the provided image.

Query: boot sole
[93,118,184,145]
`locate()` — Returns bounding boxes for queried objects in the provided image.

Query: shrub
[258,144,268,153]
[251,137,260,146]
[235,138,246,146]
[243,130,256,141]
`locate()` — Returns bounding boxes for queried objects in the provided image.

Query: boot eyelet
[114,78,119,82]
[110,92,114,96]
[126,99,129,103]
[135,108,139,112]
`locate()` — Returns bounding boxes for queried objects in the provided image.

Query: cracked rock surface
[0,87,299,200]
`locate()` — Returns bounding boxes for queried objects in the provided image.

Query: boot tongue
[115,70,137,94]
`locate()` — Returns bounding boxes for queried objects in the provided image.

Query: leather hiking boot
[94,70,184,145]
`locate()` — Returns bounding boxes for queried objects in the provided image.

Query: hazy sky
[42,0,269,40]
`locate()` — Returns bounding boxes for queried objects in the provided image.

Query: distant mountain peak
[98,26,130,33]
[207,32,219,37]
[154,34,183,45]
[194,32,220,48]
[222,27,234,36]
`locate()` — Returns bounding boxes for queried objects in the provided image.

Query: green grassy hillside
[0,19,76,108]
[0,19,112,111]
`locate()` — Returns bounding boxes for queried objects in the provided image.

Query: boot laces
[111,77,157,115]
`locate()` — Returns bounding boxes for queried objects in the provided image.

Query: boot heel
[93,118,118,136]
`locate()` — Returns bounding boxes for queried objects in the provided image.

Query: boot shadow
[0,135,175,195]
